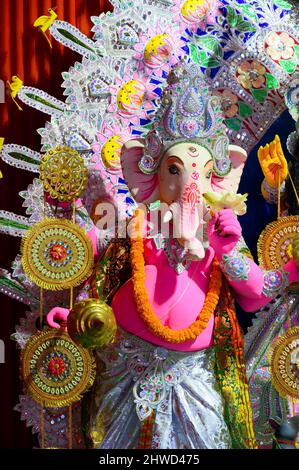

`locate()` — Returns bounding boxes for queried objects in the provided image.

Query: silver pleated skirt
[87,329,232,449]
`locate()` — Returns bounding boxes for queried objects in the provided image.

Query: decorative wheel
[21,218,93,290]
[269,327,299,403]
[257,216,299,269]
[21,329,96,407]
[39,146,88,202]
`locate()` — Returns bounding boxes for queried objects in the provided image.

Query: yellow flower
[203,192,248,215]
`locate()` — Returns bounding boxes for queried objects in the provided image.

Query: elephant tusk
[163,210,173,223]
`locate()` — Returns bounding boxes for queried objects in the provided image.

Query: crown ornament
[138,61,231,177]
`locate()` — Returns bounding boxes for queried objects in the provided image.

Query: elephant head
[121,138,247,260]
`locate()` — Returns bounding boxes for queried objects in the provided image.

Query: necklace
[130,209,222,343]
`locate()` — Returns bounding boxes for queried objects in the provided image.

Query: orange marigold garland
[130,209,222,343]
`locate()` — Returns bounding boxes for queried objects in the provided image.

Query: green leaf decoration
[200,56,220,68]
[10,152,41,166]
[227,6,238,27]
[224,117,242,131]
[226,6,256,31]
[188,46,220,68]
[237,4,259,22]
[25,93,64,112]
[0,217,29,231]
[1,145,41,173]
[195,35,223,58]
[0,277,27,296]
[265,73,280,90]
[279,59,297,74]
[238,102,253,119]
[273,0,292,9]
[236,20,256,32]
[294,45,299,62]
[189,44,200,63]
[58,28,97,55]
[250,88,267,103]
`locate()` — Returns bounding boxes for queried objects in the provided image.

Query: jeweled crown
[139,61,231,176]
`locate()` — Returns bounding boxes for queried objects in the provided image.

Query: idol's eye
[205,169,212,179]
[168,164,180,175]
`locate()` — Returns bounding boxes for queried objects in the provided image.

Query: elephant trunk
[163,181,205,260]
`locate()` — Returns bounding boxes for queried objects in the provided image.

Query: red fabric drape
[0,0,112,448]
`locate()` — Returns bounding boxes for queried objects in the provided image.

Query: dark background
[0,0,296,449]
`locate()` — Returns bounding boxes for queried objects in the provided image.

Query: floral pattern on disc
[21,218,93,290]
[257,216,299,270]
[39,146,87,202]
[269,327,299,403]
[21,329,96,407]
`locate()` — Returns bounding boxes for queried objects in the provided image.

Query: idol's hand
[258,134,288,188]
[207,208,242,256]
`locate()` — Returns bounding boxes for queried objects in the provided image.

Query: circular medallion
[257,216,299,269]
[39,146,87,202]
[269,327,299,403]
[21,218,93,290]
[21,329,96,407]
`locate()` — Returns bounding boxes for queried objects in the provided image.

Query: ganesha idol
[47,63,299,449]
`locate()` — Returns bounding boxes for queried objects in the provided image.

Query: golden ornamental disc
[67,299,117,349]
[21,218,93,290]
[39,146,88,202]
[21,329,96,407]
[269,327,299,403]
[257,216,299,269]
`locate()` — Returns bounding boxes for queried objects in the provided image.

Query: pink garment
[111,238,215,352]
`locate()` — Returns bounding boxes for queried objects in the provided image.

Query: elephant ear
[121,138,159,204]
[212,145,248,193]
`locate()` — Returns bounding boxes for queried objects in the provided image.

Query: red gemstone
[49,244,67,261]
[48,357,66,376]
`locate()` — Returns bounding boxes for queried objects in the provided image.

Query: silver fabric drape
[87,329,232,449]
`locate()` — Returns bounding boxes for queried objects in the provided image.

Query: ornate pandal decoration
[21,145,92,449]
[39,146,87,202]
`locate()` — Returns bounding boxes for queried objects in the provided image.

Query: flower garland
[130,209,223,343]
